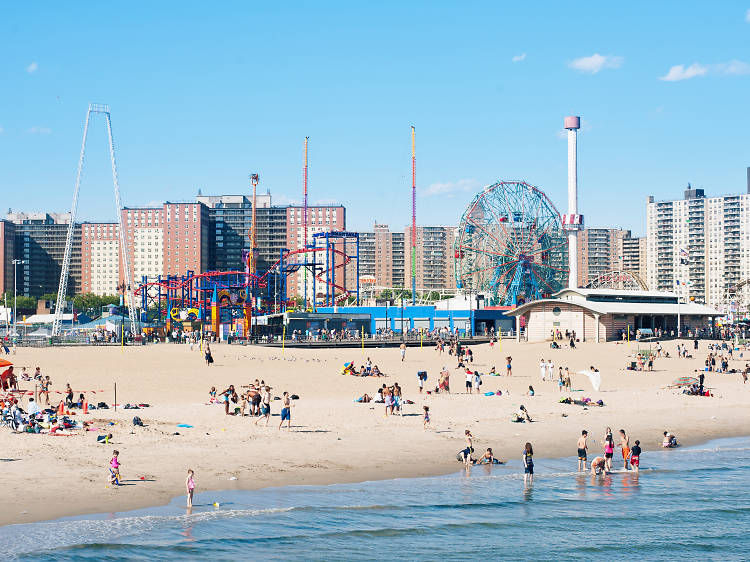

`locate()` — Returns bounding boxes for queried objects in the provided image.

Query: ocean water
[4,436,750,561]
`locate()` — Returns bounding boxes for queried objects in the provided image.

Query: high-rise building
[6,212,81,297]
[285,205,346,299]
[576,228,630,287]
[647,184,750,306]
[121,207,164,288]
[404,226,456,291]
[620,236,648,286]
[255,205,288,272]
[354,224,407,289]
[162,202,210,277]
[80,223,120,295]
[0,220,15,295]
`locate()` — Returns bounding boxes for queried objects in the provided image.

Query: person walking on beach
[423,405,430,429]
[108,450,121,485]
[255,386,271,425]
[506,356,512,376]
[205,345,214,366]
[619,429,631,470]
[539,358,546,382]
[400,343,406,362]
[577,430,588,471]
[523,442,534,483]
[186,469,196,507]
[279,392,292,430]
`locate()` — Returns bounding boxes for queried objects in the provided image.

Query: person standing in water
[577,430,588,471]
[186,469,196,507]
[523,442,534,483]
[619,429,631,470]
[630,440,642,473]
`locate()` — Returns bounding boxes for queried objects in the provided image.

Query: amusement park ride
[52,106,631,336]
[133,139,361,336]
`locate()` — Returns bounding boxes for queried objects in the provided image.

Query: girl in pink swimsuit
[186,469,196,507]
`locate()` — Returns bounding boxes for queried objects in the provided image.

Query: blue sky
[1,2,749,235]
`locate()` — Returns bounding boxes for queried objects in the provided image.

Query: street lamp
[12,259,27,340]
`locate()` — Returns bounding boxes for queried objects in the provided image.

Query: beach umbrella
[672,376,699,387]
[344,362,353,368]
[0,359,12,368]
[578,370,601,392]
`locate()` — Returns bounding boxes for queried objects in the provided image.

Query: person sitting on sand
[489,366,496,375]
[513,405,532,422]
[477,448,500,464]
[209,386,217,400]
[662,431,677,448]
[371,365,382,377]
[357,393,372,403]
[591,456,606,475]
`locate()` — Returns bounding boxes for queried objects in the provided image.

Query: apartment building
[121,207,164,288]
[80,223,120,295]
[162,202,210,277]
[620,236,648,286]
[5,212,81,297]
[404,226,456,291]
[285,205,346,300]
[575,228,630,287]
[647,183,750,306]
[355,224,407,290]
[0,221,15,295]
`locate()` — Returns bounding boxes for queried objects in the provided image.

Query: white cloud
[568,53,623,74]
[659,63,708,81]
[27,126,52,134]
[659,60,750,81]
[26,62,38,73]
[420,179,479,197]
[717,59,750,75]
[511,53,526,63]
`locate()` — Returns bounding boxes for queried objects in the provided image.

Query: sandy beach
[1,338,748,526]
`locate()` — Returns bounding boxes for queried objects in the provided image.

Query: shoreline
[7,427,750,528]
[2,339,748,527]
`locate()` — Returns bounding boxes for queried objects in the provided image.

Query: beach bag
[98,402,109,409]
[132,416,144,427]
[291,394,300,400]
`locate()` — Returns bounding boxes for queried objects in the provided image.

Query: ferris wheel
[454,181,568,306]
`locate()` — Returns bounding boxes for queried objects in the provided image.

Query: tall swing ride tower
[52,103,139,337]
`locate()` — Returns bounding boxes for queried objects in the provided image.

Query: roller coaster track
[134,246,352,303]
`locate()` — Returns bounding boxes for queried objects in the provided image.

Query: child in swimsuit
[108,450,121,485]
[186,469,196,507]
[630,440,641,472]
[423,406,430,429]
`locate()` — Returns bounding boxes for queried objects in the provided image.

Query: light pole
[12,259,27,340]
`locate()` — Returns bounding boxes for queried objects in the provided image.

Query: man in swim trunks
[465,369,473,394]
[590,456,606,475]
[577,430,588,471]
[630,440,641,472]
[619,429,631,470]
[279,392,291,430]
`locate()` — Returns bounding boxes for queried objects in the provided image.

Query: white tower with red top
[563,115,583,289]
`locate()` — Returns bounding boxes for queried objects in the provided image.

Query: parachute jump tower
[52,104,138,337]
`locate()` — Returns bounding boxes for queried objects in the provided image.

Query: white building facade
[647,186,750,307]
